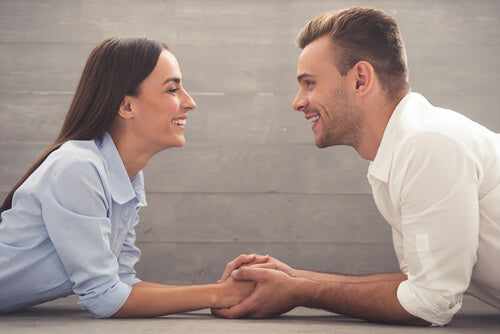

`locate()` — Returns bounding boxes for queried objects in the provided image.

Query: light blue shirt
[0,132,147,318]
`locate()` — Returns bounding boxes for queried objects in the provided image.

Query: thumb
[232,267,267,282]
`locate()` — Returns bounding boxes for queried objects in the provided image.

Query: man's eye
[167,88,179,93]
[305,81,314,87]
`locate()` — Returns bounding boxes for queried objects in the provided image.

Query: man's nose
[293,91,307,112]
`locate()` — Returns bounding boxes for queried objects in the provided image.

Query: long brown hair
[297,7,409,100]
[1,36,168,213]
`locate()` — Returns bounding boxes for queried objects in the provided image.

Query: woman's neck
[108,128,154,180]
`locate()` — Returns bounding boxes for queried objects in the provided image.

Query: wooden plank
[0,142,372,193]
[0,0,101,44]
[1,1,499,47]
[1,91,499,147]
[0,93,69,143]
[0,43,89,93]
[394,0,500,47]
[1,42,498,97]
[1,92,499,147]
[145,143,371,194]
[135,241,400,284]
[136,193,389,244]
[0,142,48,192]
[2,0,498,289]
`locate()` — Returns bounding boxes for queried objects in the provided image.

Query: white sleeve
[393,134,479,326]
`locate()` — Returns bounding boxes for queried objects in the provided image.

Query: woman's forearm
[112,284,218,318]
[132,281,177,288]
[112,279,254,318]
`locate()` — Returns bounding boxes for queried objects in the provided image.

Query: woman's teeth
[172,119,186,125]
[309,115,320,124]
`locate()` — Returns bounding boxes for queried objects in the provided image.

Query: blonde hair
[297,7,409,99]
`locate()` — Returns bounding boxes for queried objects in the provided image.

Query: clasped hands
[211,254,301,319]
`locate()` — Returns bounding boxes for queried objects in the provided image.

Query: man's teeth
[309,115,320,124]
[172,119,186,125]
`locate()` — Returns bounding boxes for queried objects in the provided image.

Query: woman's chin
[170,137,186,148]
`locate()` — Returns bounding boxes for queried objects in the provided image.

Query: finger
[214,295,258,319]
[211,306,236,318]
[232,267,270,282]
[220,254,256,281]
[249,263,278,270]
[250,254,270,265]
[211,307,228,318]
[211,307,227,316]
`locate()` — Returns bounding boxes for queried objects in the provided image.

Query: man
[212,7,500,326]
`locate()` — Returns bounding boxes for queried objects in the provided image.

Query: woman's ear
[117,95,135,119]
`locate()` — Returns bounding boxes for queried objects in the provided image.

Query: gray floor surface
[0,294,498,333]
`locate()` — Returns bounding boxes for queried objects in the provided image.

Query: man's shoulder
[395,93,489,151]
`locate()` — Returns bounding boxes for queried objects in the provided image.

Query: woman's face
[129,50,196,152]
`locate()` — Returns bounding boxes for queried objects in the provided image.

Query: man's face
[293,35,362,149]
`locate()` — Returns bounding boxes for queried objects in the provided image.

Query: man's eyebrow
[297,73,314,82]
[162,77,181,85]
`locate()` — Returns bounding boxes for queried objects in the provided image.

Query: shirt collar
[97,132,147,206]
[367,93,412,183]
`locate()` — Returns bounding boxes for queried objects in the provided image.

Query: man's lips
[308,115,320,124]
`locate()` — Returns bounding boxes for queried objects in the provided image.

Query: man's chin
[314,137,329,149]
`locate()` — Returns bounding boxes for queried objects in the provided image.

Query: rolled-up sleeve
[394,134,479,326]
[118,214,142,286]
[40,159,132,318]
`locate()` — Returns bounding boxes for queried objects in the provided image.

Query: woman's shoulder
[42,139,107,179]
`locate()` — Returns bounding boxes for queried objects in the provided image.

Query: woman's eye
[167,88,179,93]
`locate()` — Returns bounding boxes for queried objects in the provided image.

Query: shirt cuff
[397,280,462,326]
[120,274,142,287]
[77,280,132,318]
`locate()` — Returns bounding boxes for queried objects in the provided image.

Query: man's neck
[355,92,407,161]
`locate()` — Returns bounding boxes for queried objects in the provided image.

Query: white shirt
[367,93,500,325]
[0,132,145,318]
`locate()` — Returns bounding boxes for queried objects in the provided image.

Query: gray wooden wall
[1,0,499,285]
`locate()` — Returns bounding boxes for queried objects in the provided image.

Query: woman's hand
[214,262,279,308]
[218,254,296,282]
[214,276,255,308]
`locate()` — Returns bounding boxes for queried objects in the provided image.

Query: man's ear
[117,95,135,119]
[352,61,375,96]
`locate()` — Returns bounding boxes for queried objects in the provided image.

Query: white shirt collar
[367,93,412,183]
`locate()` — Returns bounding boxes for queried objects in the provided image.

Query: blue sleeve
[118,213,142,286]
[40,159,131,318]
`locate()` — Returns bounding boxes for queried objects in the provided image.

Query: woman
[0,36,259,318]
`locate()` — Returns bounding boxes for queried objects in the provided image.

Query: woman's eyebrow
[162,77,181,85]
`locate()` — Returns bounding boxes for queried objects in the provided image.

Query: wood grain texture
[135,242,400,284]
[0,142,371,194]
[1,0,499,282]
[136,193,389,244]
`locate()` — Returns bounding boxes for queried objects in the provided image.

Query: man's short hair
[297,7,409,99]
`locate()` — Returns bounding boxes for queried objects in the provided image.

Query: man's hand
[212,266,303,319]
[218,254,296,282]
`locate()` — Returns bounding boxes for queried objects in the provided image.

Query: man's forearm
[293,276,429,326]
[294,270,407,283]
